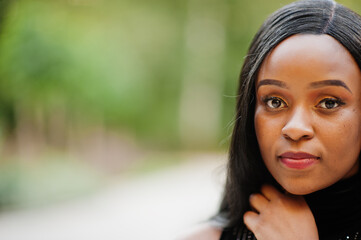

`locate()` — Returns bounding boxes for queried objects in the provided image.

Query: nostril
[281,111,314,141]
[282,125,314,141]
[282,131,314,141]
[302,134,313,139]
[283,133,295,141]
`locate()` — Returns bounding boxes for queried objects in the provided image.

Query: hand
[243,185,318,240]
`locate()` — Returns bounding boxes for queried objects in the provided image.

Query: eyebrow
[309,80,352,93]
[256,79,288,90]
[257,79,352,93]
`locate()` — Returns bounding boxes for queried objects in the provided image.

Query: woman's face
[254,34,361,195]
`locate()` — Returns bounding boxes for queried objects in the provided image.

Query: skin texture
[244,34,361,239]
[244,185,318,240]
[255,34,361,195]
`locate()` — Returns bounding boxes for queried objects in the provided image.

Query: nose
[282,107,314,141]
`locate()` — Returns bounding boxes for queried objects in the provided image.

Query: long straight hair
[217,0,361,228]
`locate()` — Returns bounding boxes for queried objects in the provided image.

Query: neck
[304,171,361,238]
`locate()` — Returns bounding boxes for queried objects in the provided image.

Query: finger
[249,193,269,213]
[243,211,259,232]
[260,184,283,201]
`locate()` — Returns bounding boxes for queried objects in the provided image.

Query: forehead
[257,34,361,89]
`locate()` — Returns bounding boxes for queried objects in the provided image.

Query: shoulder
[176,223,222,240]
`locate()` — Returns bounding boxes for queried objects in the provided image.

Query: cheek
[254,109,282,154]
[317,110,361,158]
[254,109,268,146]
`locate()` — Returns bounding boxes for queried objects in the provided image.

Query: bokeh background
[0,0,359,239]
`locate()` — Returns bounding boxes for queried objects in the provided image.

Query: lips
[278,152,319,169]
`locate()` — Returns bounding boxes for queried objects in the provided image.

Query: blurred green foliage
[0,0,360,209]
[0,0,359,149]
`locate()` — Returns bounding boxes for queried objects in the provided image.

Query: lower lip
[279,157,318,169]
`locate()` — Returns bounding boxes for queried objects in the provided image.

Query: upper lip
[279,152,319,159]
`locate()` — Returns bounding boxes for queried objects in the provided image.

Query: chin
[278,181,322,195]
[283,187,315,195]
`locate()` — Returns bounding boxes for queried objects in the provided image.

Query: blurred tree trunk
[0,0,15,156]
[0,0,12,30]
[179,0,227,148]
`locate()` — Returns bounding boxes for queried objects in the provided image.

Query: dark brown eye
[317,98,345,109]
[325,100,337,109]
[265,97,286,109]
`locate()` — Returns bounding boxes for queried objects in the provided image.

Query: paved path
[0,154,226,240]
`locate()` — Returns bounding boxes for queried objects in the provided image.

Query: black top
[220,172,361,240]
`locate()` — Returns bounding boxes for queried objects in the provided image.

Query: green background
[0,0,359,209]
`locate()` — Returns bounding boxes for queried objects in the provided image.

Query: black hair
[216,0,361,228]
